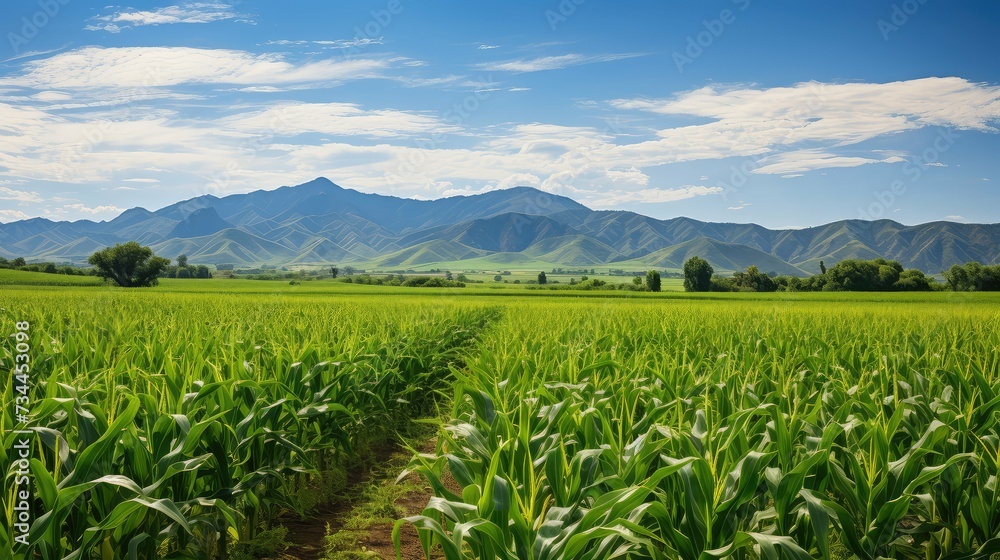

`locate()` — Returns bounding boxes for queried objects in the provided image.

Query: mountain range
[2,177,998,276]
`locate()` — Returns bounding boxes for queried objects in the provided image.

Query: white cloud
[61,203,123,216]
[0,186,44,202]
[478,44,501,50]
[2,72,998,215]
[122,178,160,183]
[479,53,644,73]
[2,47,388,89]
[583,186,723,207]
[944,215,966,222]
[753,149,907,175]
[267,38,384,49]
[609,77,1000,174]
[221,102,461,138]
[0,209,30,222]
[88,3,247,32]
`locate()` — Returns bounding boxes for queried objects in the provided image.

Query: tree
[88,242,170,287]
[633,276,643,286]
[195,265,211,279]
[11,257,26,267]
[445,270,453,281]
[493,274,503,282]
[538,271,547,285]
[176,254,188,268]
[646,270,661,292]
[176,267,191,279]
[683,257,714,292]
[943,261,1000,291]
[820,260,827,275]
[827,258,902,291]
[895,269,932,291]
[343,266,356,276]
[733,265,777,292]
[330,266,339,279]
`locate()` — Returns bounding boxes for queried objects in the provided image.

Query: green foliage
[343,274,465,288]
[0,290,498,559]
[826,258,903,291]
[537,271,547,285]
[732,265,777,292]
[88,241,170,287]
[399,298,1000,560]
[645,269,661,292]
[945,261,1000,291]
[401,276,465,288]
[683,256,714,292]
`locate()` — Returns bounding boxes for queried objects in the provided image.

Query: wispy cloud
[266,38,383,49]
[609,77,1000,174]
[584,186,724,207]
[478,53,644,73]
[754,150,907,175]
[1,47,388,89]
[87,2,250,33]
[221,102,462,138]
[0,209,30,222]
[0,186,44,202]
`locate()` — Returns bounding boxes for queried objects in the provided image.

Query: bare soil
[277,440,460,560]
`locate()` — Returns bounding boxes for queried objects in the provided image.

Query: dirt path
[276,439,453,560]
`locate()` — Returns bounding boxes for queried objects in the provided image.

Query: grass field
[1,273,999,559]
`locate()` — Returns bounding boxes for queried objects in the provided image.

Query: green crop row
[0,290,497,560]
[401,300,1000,559]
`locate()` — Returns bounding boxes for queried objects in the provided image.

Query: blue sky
[0,0,998,228]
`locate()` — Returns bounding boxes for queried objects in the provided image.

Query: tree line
[683,256,1000,293]
[19,241,1000,292]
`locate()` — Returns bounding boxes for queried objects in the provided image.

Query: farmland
[2,278,1000,559]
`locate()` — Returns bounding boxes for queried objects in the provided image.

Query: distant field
[1,276,999,559]
[0,269,103,286]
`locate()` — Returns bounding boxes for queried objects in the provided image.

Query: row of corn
[400,299,1000,559]
[0,289,497,559]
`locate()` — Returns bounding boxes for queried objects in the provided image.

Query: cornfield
[1,289,497,559]
[399,298,1000,560]
[2,287,1000,559]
